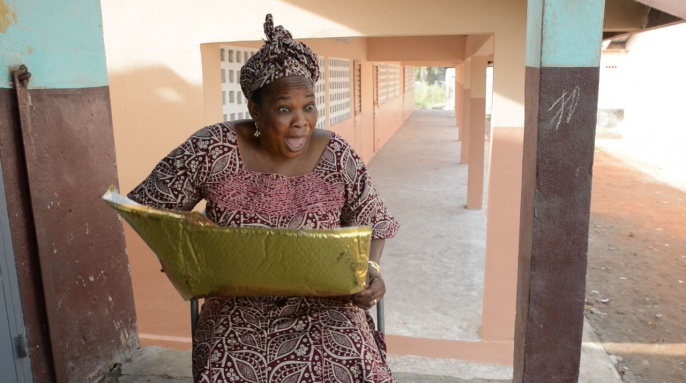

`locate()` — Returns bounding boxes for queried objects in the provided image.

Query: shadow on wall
[108,66,208,348]
[108,66,210,191]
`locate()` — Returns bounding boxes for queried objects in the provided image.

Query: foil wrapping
[102,187,371,300]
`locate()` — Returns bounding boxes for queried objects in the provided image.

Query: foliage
[414,81,447,109]
[415,67,448,86]
[414,66,449,108]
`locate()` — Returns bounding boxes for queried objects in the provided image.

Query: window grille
[404,66,415,92]
[314,56,327,129]
[329,37,350,44]
[373,65,379,107]
[353,62,362,116]
[328,57,352,126]
[220,45,257,121]
[390,65,401,99]
[378,64,388,104]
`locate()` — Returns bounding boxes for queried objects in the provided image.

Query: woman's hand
[351,267,385,310]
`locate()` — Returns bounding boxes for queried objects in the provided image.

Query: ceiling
[635,0,686,20]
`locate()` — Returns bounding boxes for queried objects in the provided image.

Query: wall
[598,51,628,110]
[368,36,466,62]
[0,0,137,381]
[619,22,686,187]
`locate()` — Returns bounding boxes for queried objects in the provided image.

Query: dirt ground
[585,148,686,383]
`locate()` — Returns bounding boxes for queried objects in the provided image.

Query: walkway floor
[118,110,621,382]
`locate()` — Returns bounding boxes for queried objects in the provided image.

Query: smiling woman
[126,14,399,383]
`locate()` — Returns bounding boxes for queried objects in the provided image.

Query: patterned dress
[128,122,399,382]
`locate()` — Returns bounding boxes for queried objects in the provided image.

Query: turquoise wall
[526,0,605,68]
[0,0,109,89]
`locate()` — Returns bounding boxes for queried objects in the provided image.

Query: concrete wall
[618,22,686,185]
[598,51,627,110]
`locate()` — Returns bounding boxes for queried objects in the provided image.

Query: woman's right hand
[351,267,385,310]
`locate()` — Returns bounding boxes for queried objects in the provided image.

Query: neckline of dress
[228,122,332,179]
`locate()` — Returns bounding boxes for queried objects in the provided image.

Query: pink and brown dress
[128,122,399,382]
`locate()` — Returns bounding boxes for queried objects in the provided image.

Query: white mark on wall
[547,86,581,130]
[85,222,90,234]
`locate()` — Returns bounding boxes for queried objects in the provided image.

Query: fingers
[352,275,385,310]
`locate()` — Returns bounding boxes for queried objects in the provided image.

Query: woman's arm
[127,125,221,210]
[334,136,397,311]
[352,238,386,310]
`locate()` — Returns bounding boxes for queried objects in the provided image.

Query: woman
[128,14,399,382]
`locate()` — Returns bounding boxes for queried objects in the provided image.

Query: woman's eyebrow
[274,93,315,102]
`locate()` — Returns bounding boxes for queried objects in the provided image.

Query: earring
[254,123,261,138]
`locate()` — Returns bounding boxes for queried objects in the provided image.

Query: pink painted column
[460,59,471,164]
[466,56,488,209]
[454,64,463,140]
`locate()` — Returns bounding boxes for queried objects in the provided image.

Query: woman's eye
[305,104,316,112]
[277,106,290,113]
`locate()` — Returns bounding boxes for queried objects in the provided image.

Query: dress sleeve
[337,137,399,239]
[127,125,220,210]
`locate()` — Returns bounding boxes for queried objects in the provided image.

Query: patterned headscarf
[240,14,320,100]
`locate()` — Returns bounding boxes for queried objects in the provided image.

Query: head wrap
[240,14,320,100]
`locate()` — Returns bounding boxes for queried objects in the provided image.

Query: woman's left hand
[351,270,385,310]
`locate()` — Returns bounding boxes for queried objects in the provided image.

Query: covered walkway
[118,110,620,382]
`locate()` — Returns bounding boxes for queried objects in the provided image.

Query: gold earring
[254,123,261,138]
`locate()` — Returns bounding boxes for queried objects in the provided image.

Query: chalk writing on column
[547,86,581,130]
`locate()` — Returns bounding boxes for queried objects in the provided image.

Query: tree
[415,67,448,85]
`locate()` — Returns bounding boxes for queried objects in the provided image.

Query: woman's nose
[292,110,309,128]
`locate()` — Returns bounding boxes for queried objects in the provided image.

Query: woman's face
[248,76,318,159]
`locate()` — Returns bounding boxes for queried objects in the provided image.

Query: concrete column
[514,1,604,382]
[466,56,488,209]
[480,6,527,356]
[454,64,463,140]
[460,59,471,164]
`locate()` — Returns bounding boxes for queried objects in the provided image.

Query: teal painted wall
[526,0,605,68]
[0,0,109,89]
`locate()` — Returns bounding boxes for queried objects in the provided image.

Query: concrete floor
[368,110,487,342]
[117,110,621,382]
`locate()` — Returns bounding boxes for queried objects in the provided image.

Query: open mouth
[285,137,306,151]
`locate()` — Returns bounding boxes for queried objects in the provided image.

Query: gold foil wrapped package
[102,187,371,300]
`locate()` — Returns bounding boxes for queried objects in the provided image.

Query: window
[314,56,327,129]
[220,45,258,122]
[328,58,352,126]
[353,62,362,116]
